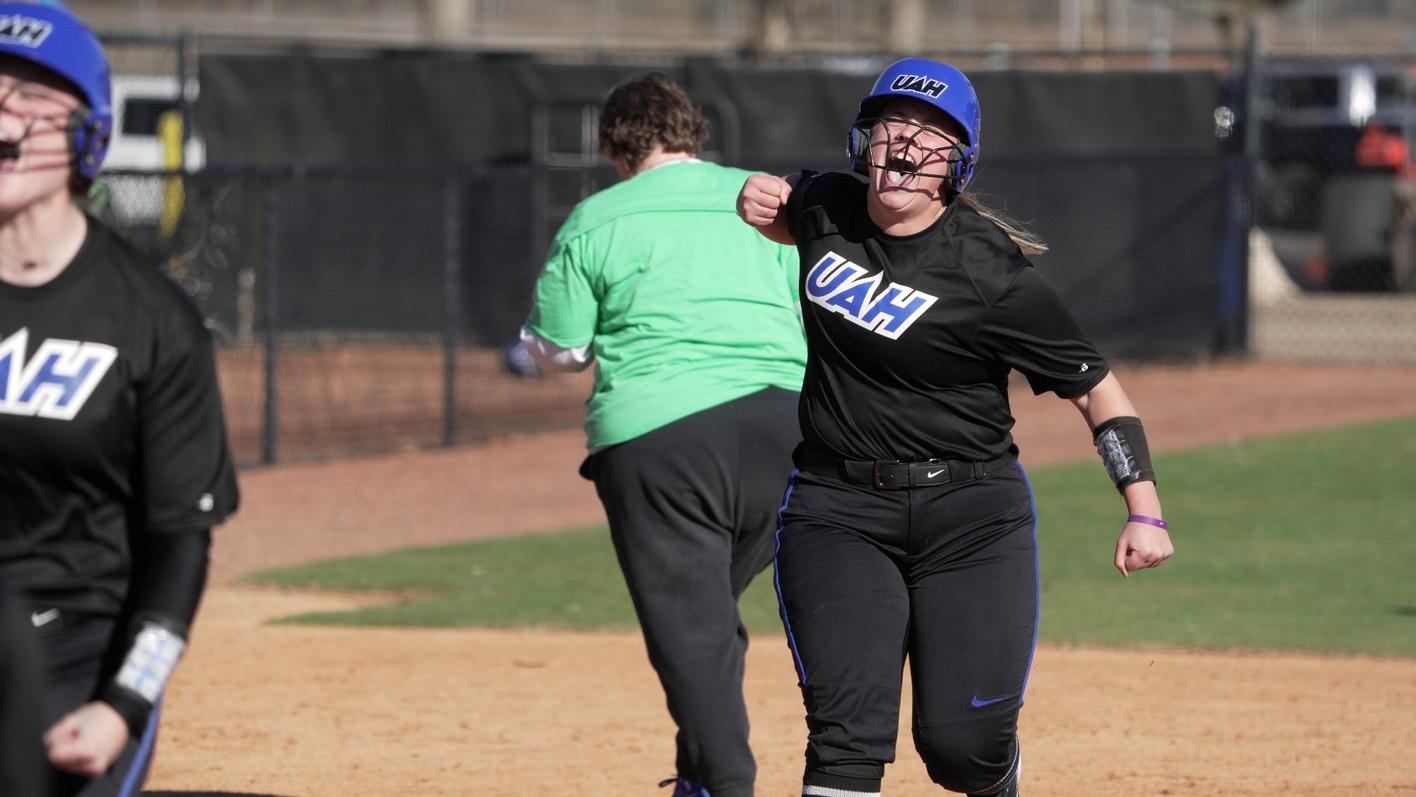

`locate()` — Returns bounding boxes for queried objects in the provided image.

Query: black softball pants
[0,582,47,797]
[36,613,161,797]
[584,387,800,797]
[775,462,1038,795]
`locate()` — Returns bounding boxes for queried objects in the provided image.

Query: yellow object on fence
[158,109,185,244]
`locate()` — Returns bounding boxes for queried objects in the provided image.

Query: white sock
[802,786,881,797]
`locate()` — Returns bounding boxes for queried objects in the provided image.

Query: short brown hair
[598,72,709,172]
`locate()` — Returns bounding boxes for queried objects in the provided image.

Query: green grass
[244,417,1416,656]
[1032,415,1416,656]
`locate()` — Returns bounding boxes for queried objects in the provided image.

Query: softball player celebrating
[506,72,806,797]
[737,58,1174,797]
[0,3,239,795]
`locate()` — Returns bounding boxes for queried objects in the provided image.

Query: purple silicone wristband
[1127,514,1169,530]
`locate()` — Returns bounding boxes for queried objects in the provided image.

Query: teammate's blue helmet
[848,58,981,193]
[0,1,112,179]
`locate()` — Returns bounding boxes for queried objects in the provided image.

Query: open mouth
[0,139,19,161]
[885,151,917,177]
[883,150,917,184]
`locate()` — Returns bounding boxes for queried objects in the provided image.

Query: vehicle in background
[101,73,203,228]
[1319,122,1416,291]
[1217,59,1416,231]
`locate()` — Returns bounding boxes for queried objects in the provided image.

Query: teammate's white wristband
[519,326,594,373]
[114,621,186,703]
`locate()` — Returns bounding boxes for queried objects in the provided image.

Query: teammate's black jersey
[0,219,239,617]
[785,171,1109,462]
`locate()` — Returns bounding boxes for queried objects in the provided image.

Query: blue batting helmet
[0,1,112,179]
[848,58,981,192]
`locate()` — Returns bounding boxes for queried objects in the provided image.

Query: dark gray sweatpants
[583,387,800,797]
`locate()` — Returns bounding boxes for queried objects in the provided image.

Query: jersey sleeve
[138,297,239,534]
[525,231,599,349]
[974,266,1110,398]
[775,236,802,307]
[784,169,822,243]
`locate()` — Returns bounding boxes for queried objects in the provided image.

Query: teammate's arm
[506,225,599,378]
[1069,373,1174,577]
[512,324,594,373]
[45,528,210,776]
[737,173,798,245]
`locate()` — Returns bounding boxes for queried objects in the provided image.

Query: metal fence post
[177,30,191,173]
[442,174,463,447]
[261,176,281,465]
[1224,23,1262,355]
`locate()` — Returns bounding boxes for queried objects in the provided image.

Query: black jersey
[785,172,1109,462]
[0,219,239,618]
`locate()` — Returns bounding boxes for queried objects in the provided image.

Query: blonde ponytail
[957,193,1048,256]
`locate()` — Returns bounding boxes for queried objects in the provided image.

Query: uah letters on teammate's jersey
[0,328,117,421]
[804,252,937,340]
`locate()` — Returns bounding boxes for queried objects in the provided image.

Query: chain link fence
[90,27,1416,465]
[1240,54,1416,365]
[102,167,591,467]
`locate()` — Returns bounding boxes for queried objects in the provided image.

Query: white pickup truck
[102,73,204,225]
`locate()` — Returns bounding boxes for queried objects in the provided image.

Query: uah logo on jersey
[891,74,948,99]
[804,252,937,340]
[0,328,116,421]
[0,15,53,48]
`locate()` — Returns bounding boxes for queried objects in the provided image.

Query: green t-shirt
[527,159,806,452]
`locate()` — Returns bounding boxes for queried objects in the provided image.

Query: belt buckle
[872,460,903,490]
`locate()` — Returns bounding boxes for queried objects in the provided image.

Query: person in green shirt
[505,72,806,797]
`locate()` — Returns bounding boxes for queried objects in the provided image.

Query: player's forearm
[1069,372,1136,428]
[1119,478,1163,518]
[1072,373,1161,501]
[755,215,796,246]
[97,528,210,737]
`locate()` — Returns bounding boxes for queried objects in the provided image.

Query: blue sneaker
[657,776,710,797]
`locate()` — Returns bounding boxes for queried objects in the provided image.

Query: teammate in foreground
[1,577,47,797]
[736,58,1174,797]
[0,3,239,794]
[503,72,806,797]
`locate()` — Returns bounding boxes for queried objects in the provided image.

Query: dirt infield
[146,362,1416,796]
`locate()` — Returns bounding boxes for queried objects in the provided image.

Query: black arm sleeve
[123,527,210,627]
[96,528,211,736]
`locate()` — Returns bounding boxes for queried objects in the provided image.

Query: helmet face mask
[849,114,967,185]
[848,58,981,193]
[0,3,111,180]
[0,71,86,171]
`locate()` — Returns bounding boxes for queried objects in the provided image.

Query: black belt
[798,449,1015,490]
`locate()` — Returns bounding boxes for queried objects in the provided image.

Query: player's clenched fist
[737,173,792,227]
[736,173,792,226]
[737,173,798,245]
[44,702,129,777]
